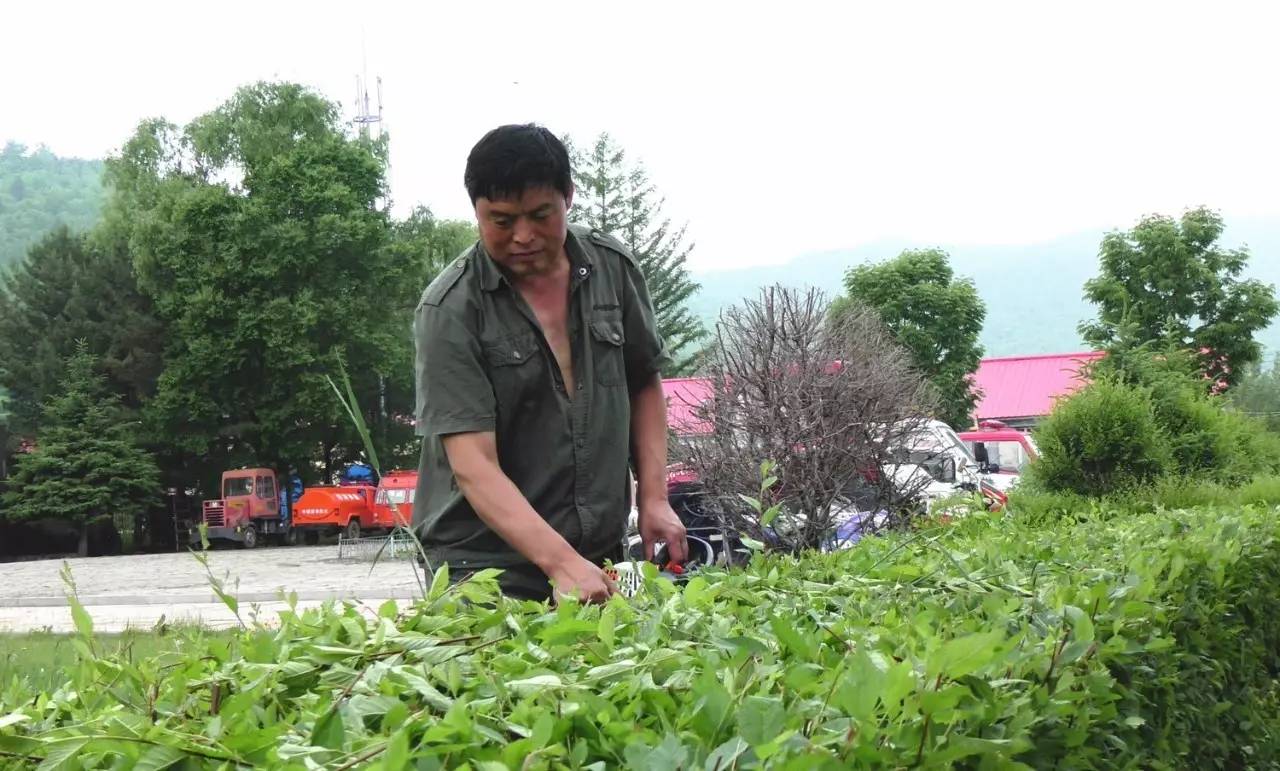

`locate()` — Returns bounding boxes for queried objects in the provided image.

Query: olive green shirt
[412,225,670,570]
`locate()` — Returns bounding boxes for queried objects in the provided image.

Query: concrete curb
[1,589,422,608]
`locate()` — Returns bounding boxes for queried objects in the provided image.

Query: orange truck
[195,467,292,549]
[372,469,418,530]
[192,465,418,548]
[290,483,377,543]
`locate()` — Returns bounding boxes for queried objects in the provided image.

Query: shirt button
[513,351,521,359]
[612,333,621,342]
[578,267,588,277]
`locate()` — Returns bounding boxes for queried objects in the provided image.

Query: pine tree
[0,227,164,442]
[569,133,704,374]
[1,343,160,556]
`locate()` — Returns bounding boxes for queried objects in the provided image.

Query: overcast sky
[4,0,1278,270]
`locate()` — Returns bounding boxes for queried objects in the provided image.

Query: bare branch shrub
[675,286,939,554]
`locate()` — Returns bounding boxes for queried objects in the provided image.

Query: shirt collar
[476,229,596,293]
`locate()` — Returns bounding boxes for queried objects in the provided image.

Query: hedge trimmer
[605,534,716,598]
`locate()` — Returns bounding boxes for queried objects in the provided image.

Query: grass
[0,626,232,692]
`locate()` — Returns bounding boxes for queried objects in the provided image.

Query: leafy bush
[3,504,1280,768]
[1088,343,1280,485]
[1027,378,1170,496]
[1010,473,1280,525]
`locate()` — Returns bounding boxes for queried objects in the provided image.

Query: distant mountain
[689,216,1280,359]
[0,143,105,267]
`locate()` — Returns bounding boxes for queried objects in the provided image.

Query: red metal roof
[663,351,1102,434]
[663,377,714,436]
[972,352,1103,422]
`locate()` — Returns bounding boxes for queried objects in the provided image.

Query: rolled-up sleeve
[414,303,495,437]
[619,257,672,389]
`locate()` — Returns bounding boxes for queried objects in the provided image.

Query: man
[412,124,686,602]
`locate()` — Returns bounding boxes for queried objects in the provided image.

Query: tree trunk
[78,523,89,558]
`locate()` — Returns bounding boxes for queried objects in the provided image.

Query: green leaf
[770,615,814,660]
[585,660,636,681]
[689,669,732,740]
[1058,639,1094,666]
[598,602,617,649]
[738,695,786,746]
[927,736,1016,765]
[68,598,93,641]
[326,357,380,474]
[384,728,410,769]
[0,713,30,730]
[881,661,918,718]
[428,564,449,601]
[836,650,887,719]
[37,738,89,771]
[310,709,345,750]
[646,734,689,770]
[506,674,565,694]
[738,494,763,513]
[530,714,555,748]
[683,576,711,607]
[0,735,40,756]
[928,630,1003,680]
[761,505,782,527]
[1063,605,1095,642]
[133,744,188,771]
[705,737,750,770]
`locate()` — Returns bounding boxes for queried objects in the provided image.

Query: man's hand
[638,498,688,564]
[545,555,618,604]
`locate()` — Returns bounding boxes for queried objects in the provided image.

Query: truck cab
[958,421,1039,494]
[196,468,288,548]
[373,470,417,530]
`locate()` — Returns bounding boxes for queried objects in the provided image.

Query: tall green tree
[0,142,105,267]
[0,386,10,480]
[0,228,164,443]
[832,249,986,428]
[1228,356,1280,432]
[1080,207,1278,390]
[1,343,160,556]
[389,205,477,290]
[568,133,704,374]
[103,82,416,481]
[373,207,477,469]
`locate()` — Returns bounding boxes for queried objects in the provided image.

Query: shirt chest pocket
[483,331,542,410]
[590,316,627,387]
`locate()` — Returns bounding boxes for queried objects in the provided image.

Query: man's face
[475,185,573,278]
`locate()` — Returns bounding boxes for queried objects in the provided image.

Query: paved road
[0,545,425,633]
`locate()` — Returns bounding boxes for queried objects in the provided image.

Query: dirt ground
[0,544,424,633]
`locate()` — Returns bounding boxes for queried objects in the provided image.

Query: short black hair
[464,124,573,205]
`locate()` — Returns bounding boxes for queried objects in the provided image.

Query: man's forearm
[630,373,670,506]
[455,465,578,572]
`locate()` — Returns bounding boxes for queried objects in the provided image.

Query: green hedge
[3,505,1280,769]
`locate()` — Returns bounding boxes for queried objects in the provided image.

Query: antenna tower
[353,74,383,139]
[353,34,383,140]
